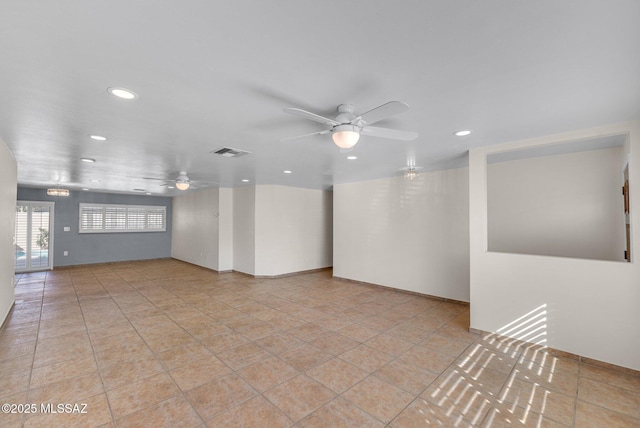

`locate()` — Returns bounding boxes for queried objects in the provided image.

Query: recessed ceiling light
[89,179,101,183]
[241,179,250,182]
[89,135,107,141]
[146,192,152,195]
[347,156,358,160]
[108,87,137,100]
[283,170,292,174]
[454,130,471,137]
[82,188,89,191]
[81,158,95,163]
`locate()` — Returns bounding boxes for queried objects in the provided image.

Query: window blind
[79,203,166,233]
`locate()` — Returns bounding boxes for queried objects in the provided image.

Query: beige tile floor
[1,259,639,427]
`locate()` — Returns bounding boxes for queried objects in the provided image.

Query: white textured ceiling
[1,1,639,195]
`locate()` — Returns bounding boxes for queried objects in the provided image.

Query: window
[79,203,166,233]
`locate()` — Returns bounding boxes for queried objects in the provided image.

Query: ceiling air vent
[211,147,251,158]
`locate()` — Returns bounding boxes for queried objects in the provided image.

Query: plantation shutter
[79,204,166,233]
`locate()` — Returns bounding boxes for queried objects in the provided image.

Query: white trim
[15,200,55,272]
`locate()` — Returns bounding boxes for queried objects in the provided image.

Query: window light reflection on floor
[421,304,555,426]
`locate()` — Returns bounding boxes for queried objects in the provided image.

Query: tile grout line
[116,268,320,425]
[477,335,524,427]
[573,359,581,428]
[110,272,210,426]
[72,271,120,427]
[393,334,484,427]
[22,272,46,427]
[11,261,640,426]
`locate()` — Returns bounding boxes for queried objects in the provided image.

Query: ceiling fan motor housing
[336,104,357,125]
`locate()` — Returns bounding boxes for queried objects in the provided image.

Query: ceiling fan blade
[283,108,340,126]
[143,177,172,182]
[191,181,218,186]
[280,130,331,142]
[361,126,418,141]
[352,101,410,126]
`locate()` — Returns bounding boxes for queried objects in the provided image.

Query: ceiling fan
[143,171,215,191]
[282,101,418,149]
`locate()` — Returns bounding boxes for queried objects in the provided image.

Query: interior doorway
[15,201,55,272]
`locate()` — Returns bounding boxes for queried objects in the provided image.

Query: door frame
[15,200,55,272]
[622,160,631,262]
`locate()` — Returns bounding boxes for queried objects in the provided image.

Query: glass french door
[15,201,55,272]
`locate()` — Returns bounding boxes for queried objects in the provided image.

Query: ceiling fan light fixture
[405,167,418,180]
[175,180,190,191]
[332,125,360,149]
[47,187,69,197]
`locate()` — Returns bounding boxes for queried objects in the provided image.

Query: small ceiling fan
[143,171,215,191]
[282,101,418,149]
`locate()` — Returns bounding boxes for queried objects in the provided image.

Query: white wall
[0,138,17,325]
[232,186,256,275]
[172,184,332,277]
[488,147,625,261]
[254,185,332,276]
[470,122,640,371]
[218,188,233,271]
[333,168,470,302]
[171,188,220,270]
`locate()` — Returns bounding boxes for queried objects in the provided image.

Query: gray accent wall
[17,187,172,267]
